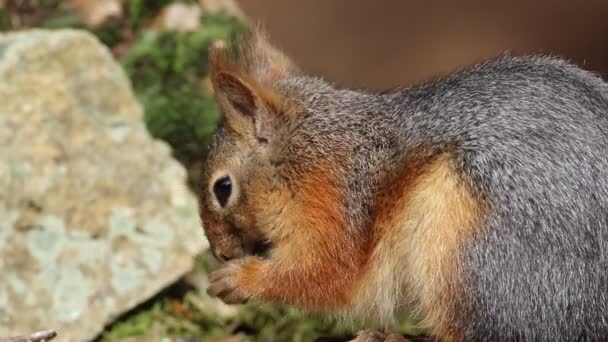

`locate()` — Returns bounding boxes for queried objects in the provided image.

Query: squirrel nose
[217,251,231,262]
[214,246,245,262]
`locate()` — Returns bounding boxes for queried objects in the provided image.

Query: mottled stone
[0,29,207,341]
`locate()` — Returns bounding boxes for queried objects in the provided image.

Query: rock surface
[0,29,207,341]
[199,0,247,20]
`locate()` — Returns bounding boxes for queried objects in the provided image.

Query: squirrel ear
[209,29,292,142]
[209,28,298,83]
[242,28,299,80]
[212,70,281,143]
[214,71,256,119]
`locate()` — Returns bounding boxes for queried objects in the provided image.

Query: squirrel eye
[213,176,232,207]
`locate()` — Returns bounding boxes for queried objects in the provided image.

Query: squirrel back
[199,30,608,341]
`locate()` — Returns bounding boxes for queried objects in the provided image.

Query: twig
[0,329,57,342]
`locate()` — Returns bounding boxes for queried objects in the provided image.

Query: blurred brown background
[236,0,608,90]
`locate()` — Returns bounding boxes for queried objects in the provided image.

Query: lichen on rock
[0,29,207,341]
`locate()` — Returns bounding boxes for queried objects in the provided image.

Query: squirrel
[198,29,608,342]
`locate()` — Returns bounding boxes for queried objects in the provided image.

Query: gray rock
[0,29,207,341]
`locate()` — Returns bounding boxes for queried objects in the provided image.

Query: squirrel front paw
[350,330,411,342]
[207,259,252,304]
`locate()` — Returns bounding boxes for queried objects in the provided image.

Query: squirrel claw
[350,330,411,342]
[207,260,250,305]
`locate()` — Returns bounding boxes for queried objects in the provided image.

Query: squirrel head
[199,29,301,261]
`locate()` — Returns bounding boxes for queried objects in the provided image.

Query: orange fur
[349,153,484,341]
[237,160,368,310]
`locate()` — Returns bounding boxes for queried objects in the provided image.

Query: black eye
[213,176,232,207]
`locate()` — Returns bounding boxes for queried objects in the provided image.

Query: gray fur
[269,54,608,341]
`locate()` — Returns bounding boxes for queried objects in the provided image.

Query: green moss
[0,9,11,31]
[122,14,246,160]
[127,0,198,31]
[99,292,350,342]
[100,302,159,341]
[98,285,427,342]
